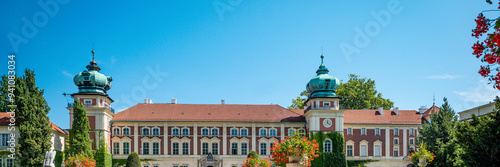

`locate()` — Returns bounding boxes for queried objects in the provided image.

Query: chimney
[377,107,383,115]
[418,106,428,114]
[394,107,399,115]
[144,99,153,104]
[171,98,177,104]
[221,99,225,105]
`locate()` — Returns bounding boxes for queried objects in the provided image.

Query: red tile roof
[343,109,423,124]
[422,106,440,116]
[112,104,306,123]
[0,112,67,134]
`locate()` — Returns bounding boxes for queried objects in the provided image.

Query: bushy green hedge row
[310,131,347,167]
[346,159,378,167]
[94,152,112,167]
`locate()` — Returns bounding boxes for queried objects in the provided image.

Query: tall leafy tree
[67,98,93,156]
[454,96,500,166]
[417,97,458,167]
[11,69,52,166]
[336,74,394,110]
[288,91,309,109]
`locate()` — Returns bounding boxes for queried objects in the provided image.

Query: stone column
[134,123,139,153]
[280,124,285,140]
[194,123,198,155]
[385,127,390,158]
[403,128,407,155]
[164,123,168,155]
[223,123,227,155]
[252,123,256,151]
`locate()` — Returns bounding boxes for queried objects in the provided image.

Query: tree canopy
[67,98,93,157]
[288,91,309,109]
[336,74,394,110]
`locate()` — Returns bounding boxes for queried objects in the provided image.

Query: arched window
[152,128,160,135]
[123,128,130,135]
[113,128,120,135]
[324,139,332,153]
[269,129,277,136]
[172,128,179,136]
[240,129,248,136]
[259,129,267,136]
[231,128,238,136]
[212,128,219,136]
[288,129,295,136]
[182,128,189,136]
[298,129,305,136]
[142,128,150,135]
[202,128,209,136]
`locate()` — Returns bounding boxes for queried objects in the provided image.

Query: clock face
[323,118,332,128]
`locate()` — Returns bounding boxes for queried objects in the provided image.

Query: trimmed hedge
[346,159,378,167]
[55,150,64,167]
[95,152,112,167]
[126,152,141,167]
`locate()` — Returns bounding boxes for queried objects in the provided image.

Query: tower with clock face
[303,55,345,134]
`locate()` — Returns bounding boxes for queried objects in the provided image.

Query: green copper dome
[306,55,340,98]
[73,50,112,95]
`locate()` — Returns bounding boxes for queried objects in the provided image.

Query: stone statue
[43,151,56,167]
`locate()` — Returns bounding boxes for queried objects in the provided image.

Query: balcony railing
[67,103,115,113]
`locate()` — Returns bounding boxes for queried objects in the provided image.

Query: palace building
[66,52,431,167]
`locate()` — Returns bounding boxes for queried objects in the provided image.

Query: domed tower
[303,55,345,134]
[67,50,114,149]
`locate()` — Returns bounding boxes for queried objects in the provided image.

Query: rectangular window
[260,143,267,155]
[410,138,414,145]
[394,128,399,135]
[241,143,248,155]
[347,128,352,134]
[374,145,381,157]
[1,134,9,146]
[123,142,130,155]
[212,143,219,155]
[361,128,366,135]
[375,128,380,135]
[173,143,179,155]
[394,148,399,157]
[410,129,414,135]
[182,142,189,155]
[143,143,149,155]
[84,99,92,104]
[202,143,209,155]
[7,159,13,167]
[231,143,238,155]
[346,145,353,156]
[153,142,159,155]
[360,145,366,157]
[323,102,330,107]
[113,143,120,154]
[394,138,399,145]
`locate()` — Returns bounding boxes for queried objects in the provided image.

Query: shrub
[55,150,64,167]
[270,131,319,167]
[243,152,272,167]
[126,152,141,167]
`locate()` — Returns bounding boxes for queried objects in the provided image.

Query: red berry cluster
[472,3,500,90]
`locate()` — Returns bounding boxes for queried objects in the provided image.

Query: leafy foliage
[242,156,272,167]
[417,97,458,167]
[310,131,347,167]
[55,150,65,167]
[126,152,141,167]
[270,131,319,167]
[454,96,500,166]
[67,98,93,157]
[94,132,112,167]
[65,154,96,167]
[7,69,53,166]
[409,143,435,163]
[346,159,378,167]
[336,74,394,110]
[288,91,309,109]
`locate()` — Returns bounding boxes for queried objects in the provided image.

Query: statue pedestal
[286,163,303,167]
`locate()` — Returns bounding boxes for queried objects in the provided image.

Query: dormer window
[83,76,90,81]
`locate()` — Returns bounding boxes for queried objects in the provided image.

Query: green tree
[9,69,53,166]
[126,152,141,167]
[454,96,500,166]
[417,97,458,167]
[67,98,93,157]
[288,91,309,109]
[336,74,394,110]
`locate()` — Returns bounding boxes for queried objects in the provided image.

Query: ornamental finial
[321,55,324,64]
[92,50,95,61]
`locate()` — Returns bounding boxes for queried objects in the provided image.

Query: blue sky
[1,1,498,129]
